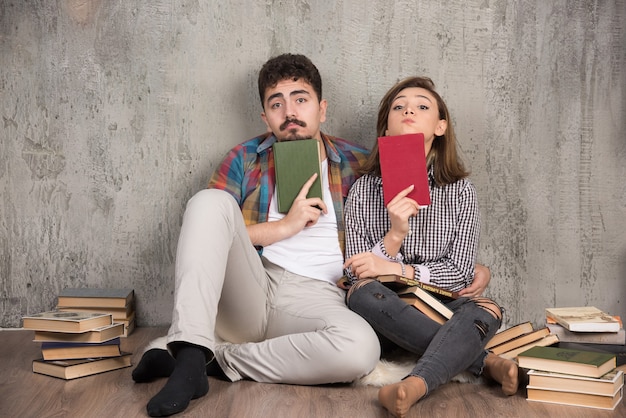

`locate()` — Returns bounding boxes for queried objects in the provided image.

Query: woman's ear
[435,119,448,136]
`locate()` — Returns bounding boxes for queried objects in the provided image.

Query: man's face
[261,79,327,141]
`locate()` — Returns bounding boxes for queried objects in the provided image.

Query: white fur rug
[142,336,481,387]
[353,350,481,387]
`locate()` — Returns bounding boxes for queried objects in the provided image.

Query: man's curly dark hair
[258,53,322,108]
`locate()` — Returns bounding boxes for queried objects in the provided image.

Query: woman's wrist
[383,232,404,256]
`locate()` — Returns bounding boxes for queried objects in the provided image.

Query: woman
[344,77,518,417]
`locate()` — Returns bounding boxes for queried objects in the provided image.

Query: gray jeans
[347,280,502,395]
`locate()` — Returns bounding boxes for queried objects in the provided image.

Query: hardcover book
[32,352,132,380]
[378,133,430,207]
[377,275,459,299]
[546,322,625,345]
[57,288,134,309]
[526,386,623,410]
[489,327,551,356]
[499,334,559,360]
[545,306,621,333]
[517,345,616,378]
[41,338,122,361]
[33,323,125,343]
[527,369,624,397]
[273,139,323,213]
[399,294,447,325]
[486,321,535,350]
[556,341,626,368]
[22,311,113,333]
[58,304,134,320]
[397,286,453,322]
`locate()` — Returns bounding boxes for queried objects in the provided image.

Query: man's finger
[296,173,318,199]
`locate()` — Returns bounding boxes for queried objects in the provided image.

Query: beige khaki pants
[167,189,380,384]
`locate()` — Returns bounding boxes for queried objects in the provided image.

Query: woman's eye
[419,105,429,110]
[392,105,403,110]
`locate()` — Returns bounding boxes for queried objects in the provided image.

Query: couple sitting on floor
[132,53,518,418]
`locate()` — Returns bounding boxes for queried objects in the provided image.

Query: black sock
[206,358,230,381]
[146,345,209,417]
[132,349,176,383]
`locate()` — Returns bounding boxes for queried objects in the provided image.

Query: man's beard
[280,130,311,141]
[278,118,309,141]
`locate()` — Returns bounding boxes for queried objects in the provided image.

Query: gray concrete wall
[1,0,624,328]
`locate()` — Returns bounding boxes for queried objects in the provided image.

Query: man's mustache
[280,118,306,131]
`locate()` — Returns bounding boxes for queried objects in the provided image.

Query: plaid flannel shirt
[208,132,369,253]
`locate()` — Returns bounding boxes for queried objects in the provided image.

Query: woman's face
[386,87,447,152]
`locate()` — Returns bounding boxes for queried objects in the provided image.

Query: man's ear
[260,112,271,132]
[435,119,448,136]
[319,99,328,123]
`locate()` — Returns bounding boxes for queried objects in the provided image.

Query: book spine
[417,282,458,299]
[393,276,458,299]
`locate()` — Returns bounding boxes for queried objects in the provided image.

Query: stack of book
[57,288,136,337]
[22,310,132,380]
[377,275,456,325]
[485,321,559,359]
[545,306,625,346]
[518,345,623,410]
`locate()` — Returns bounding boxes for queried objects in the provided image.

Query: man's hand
[281,172,327,233]
[247,173,326,248]
[458,263,491,298]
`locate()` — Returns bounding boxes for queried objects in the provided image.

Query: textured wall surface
[1,0,624,328]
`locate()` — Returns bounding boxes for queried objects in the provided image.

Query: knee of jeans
[472,297,502,320]
[346,278,376,304]
[470,297,503,340]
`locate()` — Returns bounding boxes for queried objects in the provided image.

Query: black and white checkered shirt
[344,168,480,292]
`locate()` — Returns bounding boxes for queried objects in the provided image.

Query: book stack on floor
[485,321,559,360]
[518,345,623,410]
[22,310,131,380]
[57,288,136,337]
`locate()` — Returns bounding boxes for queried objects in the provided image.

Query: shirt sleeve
[410,181,480,291]
[344,177,377,282]
[207,146,245,205]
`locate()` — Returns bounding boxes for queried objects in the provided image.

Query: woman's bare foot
[378,376,427,418]
[484,353,519,395]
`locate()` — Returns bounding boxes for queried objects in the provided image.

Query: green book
[517,345,616,378]
[273,139,323,213]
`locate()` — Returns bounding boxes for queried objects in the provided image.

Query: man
[132,53,381,417]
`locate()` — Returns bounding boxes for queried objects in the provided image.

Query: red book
[378,133,430,207]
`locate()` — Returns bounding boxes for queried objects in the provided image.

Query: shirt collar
[256,133,340,163]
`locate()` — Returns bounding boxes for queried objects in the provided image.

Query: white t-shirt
[262,159,344,283]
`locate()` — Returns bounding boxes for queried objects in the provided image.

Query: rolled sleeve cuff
[371,240,404,262]
[415,264,431,283]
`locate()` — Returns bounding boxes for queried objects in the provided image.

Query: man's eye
[270,102,282,109]
[296,97,306,103]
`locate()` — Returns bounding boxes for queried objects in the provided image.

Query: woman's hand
[384,185,420,254]
[344,252,400,280]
